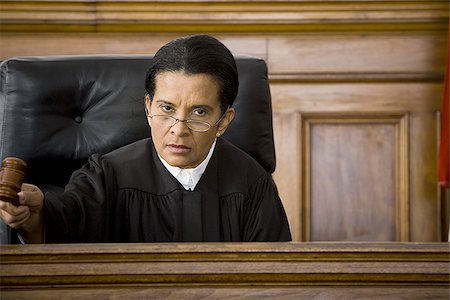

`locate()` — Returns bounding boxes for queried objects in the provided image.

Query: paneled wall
[269,31,449,242]
[0,0,448,242]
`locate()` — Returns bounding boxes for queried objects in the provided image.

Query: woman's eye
[161,105,174,113]
[193,109,206,117]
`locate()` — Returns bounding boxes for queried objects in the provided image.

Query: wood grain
[0,0,448,32]
[0,243,448,299]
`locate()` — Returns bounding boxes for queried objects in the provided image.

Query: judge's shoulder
[102,138,153,163]
[85,138,154,172]
[216,137,268,178]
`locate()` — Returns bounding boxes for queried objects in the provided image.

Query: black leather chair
[0,55,276,244]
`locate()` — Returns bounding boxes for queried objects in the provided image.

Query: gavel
[0,157,27,206]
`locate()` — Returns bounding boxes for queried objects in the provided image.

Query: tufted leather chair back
[0,55,276,244]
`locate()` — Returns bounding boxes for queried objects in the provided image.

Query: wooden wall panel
[267,33,447,74]
[272,113,301,241]
[0,1,448,242]
[409,112,443,241]
[309,123,397,241]
[272,82,442,241]
[301,113,409,242]
[270,83,444,113]
[0,33,269,62]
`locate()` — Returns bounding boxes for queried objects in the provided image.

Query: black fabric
[0,55,277,244]
[44,138,291,242]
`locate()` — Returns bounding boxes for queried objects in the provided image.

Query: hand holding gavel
[0,157,44,242]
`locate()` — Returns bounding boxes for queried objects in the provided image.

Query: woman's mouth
[167,144,191,154]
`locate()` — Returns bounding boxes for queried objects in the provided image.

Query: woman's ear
[145,94,151,116]
[217,107,235,136]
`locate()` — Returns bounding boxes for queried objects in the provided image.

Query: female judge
[0,35,291,243]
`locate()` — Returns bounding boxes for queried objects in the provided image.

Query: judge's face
[145,71,235,169]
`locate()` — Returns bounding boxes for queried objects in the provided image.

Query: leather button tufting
[74,116,82,123]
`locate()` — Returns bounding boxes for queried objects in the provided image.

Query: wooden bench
[1,242,449,299]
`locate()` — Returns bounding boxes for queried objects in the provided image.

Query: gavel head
[0,157,27,206]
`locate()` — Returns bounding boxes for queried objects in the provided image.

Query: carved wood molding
[269,72,445,83]
[0,0,448,32]
[1,242,448,288]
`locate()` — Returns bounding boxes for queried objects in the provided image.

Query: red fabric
[438,33,450,188]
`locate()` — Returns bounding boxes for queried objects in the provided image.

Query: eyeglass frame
[145,104,230,133]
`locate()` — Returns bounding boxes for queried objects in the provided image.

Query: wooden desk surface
[1,242,449,299]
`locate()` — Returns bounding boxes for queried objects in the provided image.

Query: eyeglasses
[146,107,229,132]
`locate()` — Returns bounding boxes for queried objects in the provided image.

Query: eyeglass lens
[151,116,211,132]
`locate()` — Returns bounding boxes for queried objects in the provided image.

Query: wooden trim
[299,112,309,242]
[397,113,410,241]
[441,188,449,242]
[1,23,447,33]
[0,0,448,33]
[0,242,448,287]
[269,72,445,83]
[295,112,302,242]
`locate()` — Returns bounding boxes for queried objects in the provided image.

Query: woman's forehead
[155,70,219,87]
[153,71,221,108]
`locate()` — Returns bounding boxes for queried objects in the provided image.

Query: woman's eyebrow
[191,104,214,111]
[154,99,174,105]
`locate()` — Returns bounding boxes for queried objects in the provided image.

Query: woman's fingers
[0,183,44,233]
[0,200,30,228]
[18,183,44,210]
[7,209,31,229]
[0,200,27,216]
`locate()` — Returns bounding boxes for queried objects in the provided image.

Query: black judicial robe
[44,138,292,242]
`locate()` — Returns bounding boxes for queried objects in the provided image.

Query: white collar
[158,139,216,191]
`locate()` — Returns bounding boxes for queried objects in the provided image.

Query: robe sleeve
[43,154,115,243]
[242,174,292,242]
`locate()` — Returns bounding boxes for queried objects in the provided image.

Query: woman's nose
[170,119,190,136]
